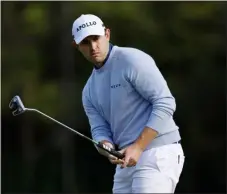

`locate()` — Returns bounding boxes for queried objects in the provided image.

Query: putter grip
[97,142,124,159]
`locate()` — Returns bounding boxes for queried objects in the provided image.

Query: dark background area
[1,1,226,193]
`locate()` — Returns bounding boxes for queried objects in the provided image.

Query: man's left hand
[120,143,143,168]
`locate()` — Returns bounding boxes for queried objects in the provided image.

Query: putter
[9,95,124,159]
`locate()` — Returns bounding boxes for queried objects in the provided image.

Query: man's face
[77,29,110,65]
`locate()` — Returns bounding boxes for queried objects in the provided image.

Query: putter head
[9,95,26,116]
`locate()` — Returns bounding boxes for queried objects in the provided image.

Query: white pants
[113,143,185,193]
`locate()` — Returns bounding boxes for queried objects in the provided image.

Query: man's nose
[90,41,97,50]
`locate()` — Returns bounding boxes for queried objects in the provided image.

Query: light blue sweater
[82,45,181,150]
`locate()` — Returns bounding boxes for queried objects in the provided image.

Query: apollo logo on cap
[77,21,97,32]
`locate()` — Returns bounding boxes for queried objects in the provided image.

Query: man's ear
[72,40,78,48]
[105,28,111,41]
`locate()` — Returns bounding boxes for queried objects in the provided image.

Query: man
[72,14,185,193]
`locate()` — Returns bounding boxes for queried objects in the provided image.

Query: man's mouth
[91,52,99,57]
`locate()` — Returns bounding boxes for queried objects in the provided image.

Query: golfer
[72,14,185,193]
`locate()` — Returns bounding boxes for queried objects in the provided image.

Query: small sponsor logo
[111,84,121,89]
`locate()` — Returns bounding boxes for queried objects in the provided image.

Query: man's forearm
[134,126,158,151]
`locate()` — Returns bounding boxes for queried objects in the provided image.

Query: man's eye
[81,39,89,45]
[92,36,99,41]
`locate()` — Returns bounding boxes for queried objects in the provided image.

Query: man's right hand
[96,140,124,165]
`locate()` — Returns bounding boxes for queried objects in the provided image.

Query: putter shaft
[26,108,124,159]
[26,108,97,144]
[9,95,124,159]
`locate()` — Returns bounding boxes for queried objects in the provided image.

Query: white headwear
[72,14,105,44]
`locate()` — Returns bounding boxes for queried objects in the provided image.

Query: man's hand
[96,140,124,165]
[120,143,143,168]
[108,154,124,165]
[118,127,158,168]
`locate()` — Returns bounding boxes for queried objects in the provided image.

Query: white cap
[72,14,105,44]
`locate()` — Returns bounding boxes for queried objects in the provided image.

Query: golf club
[9,95,124,159]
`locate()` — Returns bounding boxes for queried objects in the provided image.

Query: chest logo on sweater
[111,84,121,89]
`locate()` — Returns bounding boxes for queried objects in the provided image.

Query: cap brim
[75,28,105,44]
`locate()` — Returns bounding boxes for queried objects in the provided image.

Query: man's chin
[90,57,103,64]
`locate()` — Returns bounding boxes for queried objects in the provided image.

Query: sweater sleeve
[125,52,176,134]
[82,86,114,144]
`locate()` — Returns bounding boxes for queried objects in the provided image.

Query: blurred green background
[1,1,226,193]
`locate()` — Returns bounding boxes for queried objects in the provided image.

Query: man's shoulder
[114,45,145,55]
[82,74,93,95]
[114,45,153,62]
[113,46,155,70]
